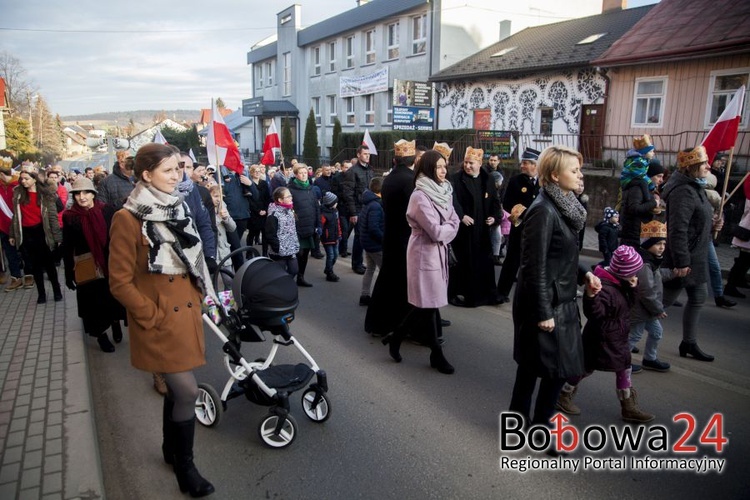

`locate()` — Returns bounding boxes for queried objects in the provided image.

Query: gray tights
[163,371,199,423]
[662,282,707,344]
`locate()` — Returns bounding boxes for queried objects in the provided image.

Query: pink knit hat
[609,245,644,279]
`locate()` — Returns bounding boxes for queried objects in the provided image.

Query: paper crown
[633,134,654,154]
[0,156,13,173]
[464,146,484,163]
[433,142,453,161]
[394,139,416,158]
[677,146,708,169]
[640,220,667,240]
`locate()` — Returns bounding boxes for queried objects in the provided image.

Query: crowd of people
[1,133,748,492]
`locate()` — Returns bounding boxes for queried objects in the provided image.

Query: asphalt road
[89,254,750,499]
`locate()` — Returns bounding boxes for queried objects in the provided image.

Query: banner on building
[340,68,389,98]
[393,79,434,108]
[393,106,435,131]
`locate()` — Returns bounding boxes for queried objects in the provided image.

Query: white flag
[362,129,378,155]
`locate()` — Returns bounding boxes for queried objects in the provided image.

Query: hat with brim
[69,177,97,194]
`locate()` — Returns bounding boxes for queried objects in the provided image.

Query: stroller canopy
[233,257,299,312]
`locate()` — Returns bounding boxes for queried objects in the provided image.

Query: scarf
[68,200,109,275]
[123,182,217,300]
[289,178,310,189]
[276,201,294,210]
[621,154,655,191]
[176,171,194,200]
[415,175,453,209]
[543,182,587,232]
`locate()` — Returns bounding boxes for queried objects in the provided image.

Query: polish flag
[207,100,243,174]
[702,85,745,164]
[261,120,281,166]
[362,128,378,155]
[152,129,168,144]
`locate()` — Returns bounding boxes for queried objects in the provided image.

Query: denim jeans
[490,225,502,256]
[0,232,24,278]
[629,318,664,361]
[706,243,723,297]
[324,245,338,274]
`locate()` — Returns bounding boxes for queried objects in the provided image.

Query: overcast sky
[0,0,658,117]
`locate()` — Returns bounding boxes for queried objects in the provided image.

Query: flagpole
[715,146,735,239]
[725,172,750,201]
[211,98,224,202]
[278,117,285,168]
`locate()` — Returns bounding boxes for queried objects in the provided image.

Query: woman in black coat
[246,164,271,255]
[509,145,600,430]
[62,178,126,352]
[287,164,320,287]
[660,146,720,362]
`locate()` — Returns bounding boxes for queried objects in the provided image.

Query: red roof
[198,107,233,124]
[594,0,750,66]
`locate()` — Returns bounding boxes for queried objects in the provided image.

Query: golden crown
[676,145,708,169]
[394,139,416,158]
[464,146,484,164]
[633,134,653,150]
[433,142,453,161]
[640,220,667,240]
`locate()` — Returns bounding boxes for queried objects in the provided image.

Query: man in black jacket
[496,147,540,303]
[341,145,374,274]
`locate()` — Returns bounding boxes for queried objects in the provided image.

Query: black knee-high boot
[296,250,312,287]
[162,397,175,465]
[172,417,214,497]
[427,309,454,374]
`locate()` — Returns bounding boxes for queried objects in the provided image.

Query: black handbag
[731,224,750,242]
[447,244,458,267]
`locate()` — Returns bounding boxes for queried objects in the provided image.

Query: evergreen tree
[302,108,319,168]
[332,117,342,161]
[4,116,35,157]
[281,116,294,161]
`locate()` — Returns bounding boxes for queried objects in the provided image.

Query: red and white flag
[702,85,745,164]
[261,120,281,166]
[152,129,168,144]
[362,128,378,155]
[206,100,243,174]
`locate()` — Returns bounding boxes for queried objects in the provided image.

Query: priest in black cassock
[448,146,501,307]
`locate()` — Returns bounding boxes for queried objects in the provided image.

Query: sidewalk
[0,281,103,500]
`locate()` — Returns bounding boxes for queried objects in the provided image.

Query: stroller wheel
[195,383,223,427]
[258,413,297,448]
[301,389,331,423]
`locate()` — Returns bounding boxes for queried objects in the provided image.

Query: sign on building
[340,68,389,98]
[392,79,435,131]
[476,130,518,160]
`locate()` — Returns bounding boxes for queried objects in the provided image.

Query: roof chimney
[602,0,627,13]
[499,20,511,41]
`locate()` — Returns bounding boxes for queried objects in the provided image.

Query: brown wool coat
[108,209,206,373]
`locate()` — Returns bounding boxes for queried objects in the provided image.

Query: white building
[245,0,602,161]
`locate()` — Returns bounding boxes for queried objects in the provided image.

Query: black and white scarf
[543,182,587,232]
[123,182,217,300]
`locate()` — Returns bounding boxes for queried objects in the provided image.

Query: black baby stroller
[196,248,330,448]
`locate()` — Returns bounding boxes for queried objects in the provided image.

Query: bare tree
[0,50,38,117]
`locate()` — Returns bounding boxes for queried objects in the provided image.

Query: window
[386,91,393,124]
[411,14,427,55]
[345,97,355,125]
[312,46,321,76]
[282,52,291,96]
[539,107,553,136]
[327,95,337,125]
[328,42,336,72]
[386,22,399,59]
[265,62,273,86]
[345,36,355,69]
[365,29,376,65]
[364,95,375,125]
[706,70,749,127]
[256,65,263,89]
[312,97,321,126]
[632,77,666,127]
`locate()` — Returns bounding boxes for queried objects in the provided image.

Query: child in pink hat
[556,245,655,423]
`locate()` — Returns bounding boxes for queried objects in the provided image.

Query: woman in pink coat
[382,150,460,374]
